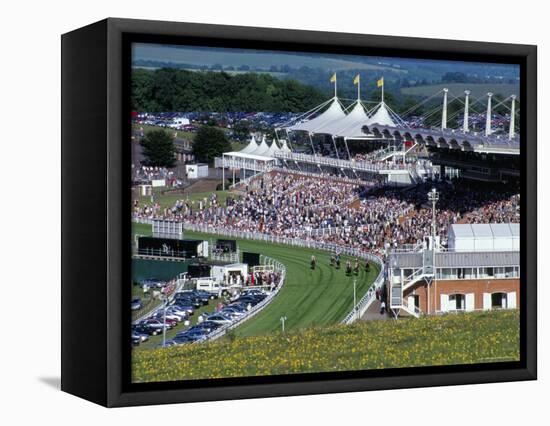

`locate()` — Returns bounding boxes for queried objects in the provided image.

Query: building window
[463,268,476,279]
[491,292,508,309]
[449,294,465,310]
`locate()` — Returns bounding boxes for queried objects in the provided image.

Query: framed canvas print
[61,18,537,407]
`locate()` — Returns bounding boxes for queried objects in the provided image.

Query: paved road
[362,299,391,321]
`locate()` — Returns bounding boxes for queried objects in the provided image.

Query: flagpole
[381,79,384,104]
[334,76,337,98]
[357,76,360,100]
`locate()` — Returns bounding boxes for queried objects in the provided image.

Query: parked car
[221,307,246,318]
[172,302,195,315]
[141,278,166,289]
[150,311,182,323]
[165,306,189,319]
[174,294,202,309]
[132,323,160,336]
[142,319,172,330]
[198,320,222,332]
[205,314,233,324]
[132,331,149,343]
[131,298,143,311]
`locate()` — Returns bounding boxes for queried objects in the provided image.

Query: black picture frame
[61,17,537,407]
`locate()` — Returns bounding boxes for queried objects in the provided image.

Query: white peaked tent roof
[264,140,283,157]
[365,102,396,127]
[249,135,270,156]
[313,101,370,136]
[287,98,346,133]
[279,139,291,152]
[239,135,259,154]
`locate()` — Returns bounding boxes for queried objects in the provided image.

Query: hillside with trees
[132,68,327,112]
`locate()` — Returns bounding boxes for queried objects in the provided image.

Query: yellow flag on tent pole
[330,73,337,97]
[354,75,361,100]
[377,77,385,103]
[353,74,360,85]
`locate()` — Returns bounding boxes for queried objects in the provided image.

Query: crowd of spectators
[133,171,520,256]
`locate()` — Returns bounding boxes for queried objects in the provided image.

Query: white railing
[274,151,416,174]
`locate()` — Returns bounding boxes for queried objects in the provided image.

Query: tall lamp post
[162,295,168,348]
[427,188,439,247]
[427,188,439,315]
[353,279,357,321]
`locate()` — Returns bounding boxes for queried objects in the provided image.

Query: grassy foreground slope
[132,310,519,382]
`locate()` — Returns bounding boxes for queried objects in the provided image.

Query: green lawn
[132,310,520,382]
[132,224,380,338]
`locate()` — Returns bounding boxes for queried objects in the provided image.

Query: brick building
[388,223,519,317]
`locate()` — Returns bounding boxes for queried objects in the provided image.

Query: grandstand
[216,85,519,187]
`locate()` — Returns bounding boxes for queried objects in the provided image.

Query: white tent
[249,135,270,156]
[447,223,519,251]
[365,102,396,127]
[287,98,346,133]
[264,140,283,157]
[239,135,259,154]
[279,139,291,153]
[313,101,370,136]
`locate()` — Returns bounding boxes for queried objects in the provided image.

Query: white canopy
[249,135,270,156]
[264,140,282,157]
[239,135,259,154]
[287,98,346,133]
[365,102,396,127]
[448,223,519,251]
[313,101,370,137]
[223,151,275,161]
[279,139,291,152]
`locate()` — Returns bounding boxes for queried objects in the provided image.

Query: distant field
[401,83,519,99]
[132,309,520,382]
[133,44,405,72]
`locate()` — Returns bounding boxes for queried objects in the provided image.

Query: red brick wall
[403,278,520,313]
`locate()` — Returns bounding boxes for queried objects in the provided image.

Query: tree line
[132,68,327,113]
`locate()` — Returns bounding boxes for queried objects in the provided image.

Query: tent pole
[332,135,340,159]
[222,154,225,191]
[309,132,317,157]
